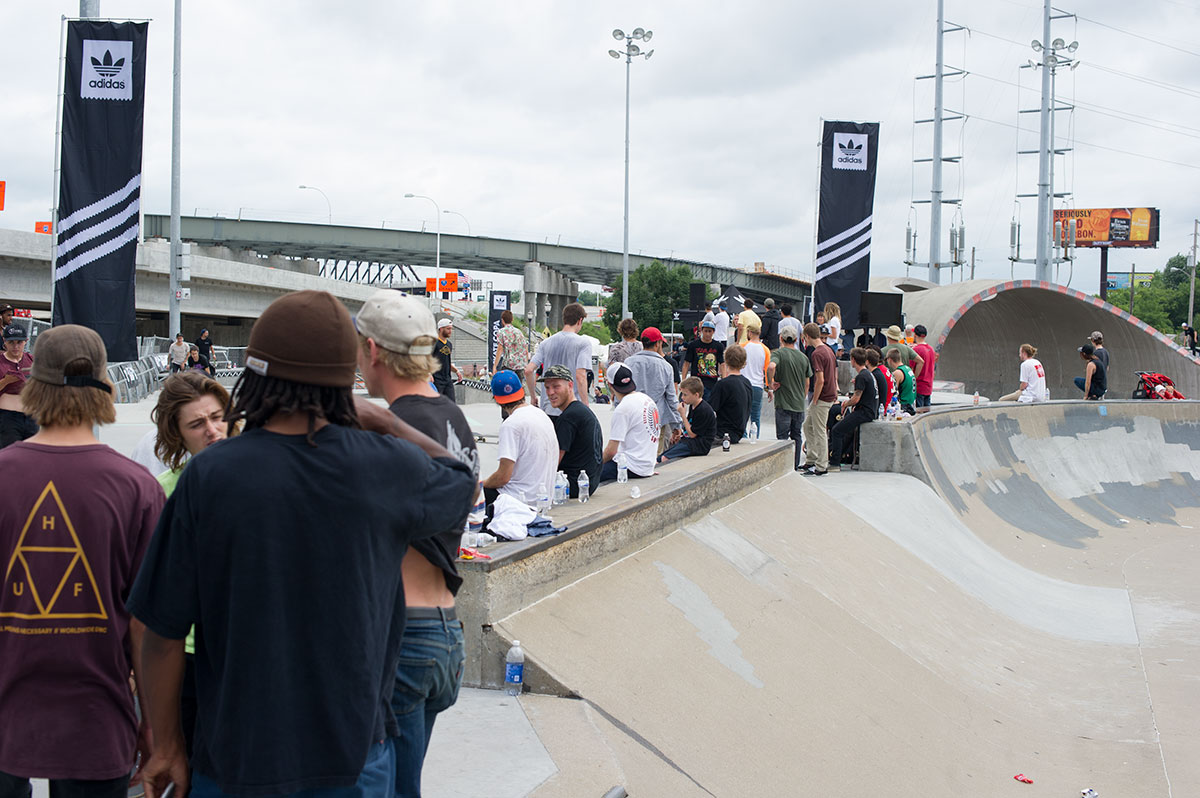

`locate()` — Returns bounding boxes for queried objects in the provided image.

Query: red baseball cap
[640,326,664,344]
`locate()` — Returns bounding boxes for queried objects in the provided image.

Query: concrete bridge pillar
[524,261,582,332]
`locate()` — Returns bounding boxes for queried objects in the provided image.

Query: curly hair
[617,317,640,341]
[226,370,359,446]
[152,372,234,470]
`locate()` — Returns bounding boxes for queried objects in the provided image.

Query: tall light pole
[1188,218,1198,328]
[168,0,182,339]
[298,184,332,223]
[443,209,471,236]
[609,27,655,320]
[405,193,441,274]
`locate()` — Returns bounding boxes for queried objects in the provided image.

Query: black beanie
[245,291,358,387]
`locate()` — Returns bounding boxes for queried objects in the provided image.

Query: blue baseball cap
[491,369,525,404]
[700,319,715,330]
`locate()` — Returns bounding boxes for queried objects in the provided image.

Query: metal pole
[80,0,99,17]
[50,17,68,322]
[1034,0,1053,283]
[620,46,632,320]
[929,0,945,285]
[169,0,182,338]
[1188,219,1198,326]
[1129,263,1136,314]
[1048,63,1058,284]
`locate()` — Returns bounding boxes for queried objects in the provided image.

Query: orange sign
[0,181,5,211]
[34,222,52,234]
[439,273,458,292]
[1053,208,1159,248]
[425,277,437,294]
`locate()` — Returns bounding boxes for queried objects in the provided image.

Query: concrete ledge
[456,440,793,690]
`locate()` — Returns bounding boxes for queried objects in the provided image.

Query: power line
[1082,62,1200,100]
[1075,14,1200,58]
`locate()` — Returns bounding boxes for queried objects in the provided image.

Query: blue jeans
[190,739,394,798]
[915,393,931,408]
[391,613,465,798]
[659,440,695,462]
[748,386,764,434]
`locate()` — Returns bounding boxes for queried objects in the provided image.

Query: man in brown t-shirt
[800,322,839,473]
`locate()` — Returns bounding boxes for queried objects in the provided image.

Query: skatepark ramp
[488,402,1199,796]
[896,279,1200,400]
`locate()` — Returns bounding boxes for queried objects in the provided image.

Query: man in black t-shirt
[432,318,462,401]
[541,364,601,498]
[354,290,481,795]
[681,320,725,401]
[708,344,752,443]
[825,347,877,474]
[129,291,477,798]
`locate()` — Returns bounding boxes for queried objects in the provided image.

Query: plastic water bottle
[535,488,551,515]
[748,423,757,443]
[617,453,628,484]
[504,640,525,696]
[722,433,731,452]
[577,471,590,503]
[973,390,980,406]
[553,472,567,506]
[475,532,496,547]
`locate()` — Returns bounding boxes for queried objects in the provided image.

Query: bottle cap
[512,640,520,647]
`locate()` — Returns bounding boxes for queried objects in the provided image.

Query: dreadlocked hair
[225,370,359,446]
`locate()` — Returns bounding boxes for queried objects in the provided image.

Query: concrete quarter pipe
[497,402,1199,797]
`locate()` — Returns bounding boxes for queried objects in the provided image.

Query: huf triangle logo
[0,482,107,620]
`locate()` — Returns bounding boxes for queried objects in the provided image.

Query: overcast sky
[4,0,1199,296]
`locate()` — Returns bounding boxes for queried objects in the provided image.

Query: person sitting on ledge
[825,347,877,474]
[541,364,601,499]
[598,363,658,484]
[659,376,717,463]
[482,370,557,512]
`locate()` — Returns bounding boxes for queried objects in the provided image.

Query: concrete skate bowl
[899,279,1200,401]
[492,403,1200,796]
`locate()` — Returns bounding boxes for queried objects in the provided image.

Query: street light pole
[168,0,182,339]
[405,193,441,275]
[298,185,332,224]
[608,27,655,320]
[443,209,471,236]
[1188,218,1198,328]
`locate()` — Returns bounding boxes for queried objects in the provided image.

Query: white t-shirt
[825,315,841,349]
[713,311,730,342]
[742,341,769,389]
[609,391,660,477]
[496,404,559,502]
[1019,358,1048,403]
[778,316,802,342]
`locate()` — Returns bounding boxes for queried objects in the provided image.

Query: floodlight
[1070,60,1080,70]
[298,184,307,189]
[628,43,641,56]
[1031,40,1043,52]
[644,50,655,60]
[1051,37,1065,50]
[404,193,415,198]
[1067,40,1078,52]
[642,30,653,41]
[612,29,624,40]
[632,27,645,39]
[609,50,620,58]
[1046,53,1058,67]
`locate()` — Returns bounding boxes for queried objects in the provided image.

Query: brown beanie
[244,291,357,387]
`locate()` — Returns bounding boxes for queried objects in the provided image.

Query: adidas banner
[814,120,879,331]
[52,20,149,362]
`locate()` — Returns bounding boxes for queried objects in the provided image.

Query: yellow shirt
[737,310,761,344]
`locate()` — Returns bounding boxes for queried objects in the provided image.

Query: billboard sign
[1104,273,1154,291]
[1053,208,1159,248]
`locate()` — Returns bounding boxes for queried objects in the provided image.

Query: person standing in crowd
[1184,323,1198,356]
[759,298,781,350]
[625,327,682,455]
[1000,344,1049,403]
[0,325,165,798]
[1088,331,1109,372]
[0,305,13,328]
[0,324,37,449]
[130,290,476,798]
[823,302,842,355]
[767,325,812,470]
[493,309,530,376]
[598,363,658,483]
[525,302,591,416]
[1076,342,1107,400]
[483,370,558,509]
[709,344,753,444]
[186,344,210,374]
[800,322,838,475]
[433,318,463,402]
[353,290,481,795]
[539,365,601,499]
[882,326,925,379]
[778,303,801,344]
[659,376,717,463]
[606,318,641,369]
[911,324,936,408]
[735,298,760,345]
[168,333,189,374]
[681,319,725,402]
[149,371,234,758]
[195,328,216,376]
[886,349,917,415]
[712,300,731,344]
[826,347,878,474]
[742,320,771,439]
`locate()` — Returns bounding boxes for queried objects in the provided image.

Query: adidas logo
[90,50,125,76]
[832,131,868,170]
[838,140,862,155]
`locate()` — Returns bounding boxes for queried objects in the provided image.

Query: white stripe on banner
[58,197,140,256]
[814,227,872,268]
[57,173,141,233]
[55,223,140,282]
[816,214,872,254]
[815,242,872,282]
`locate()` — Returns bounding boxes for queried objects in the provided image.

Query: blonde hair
[21,375,116,428]
[1020,343,1038,358]
[359,334,439,381]
[823,302,841,322]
